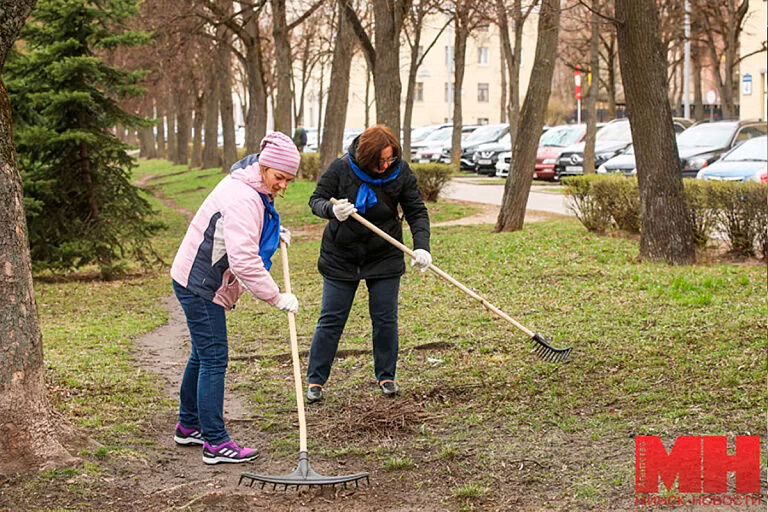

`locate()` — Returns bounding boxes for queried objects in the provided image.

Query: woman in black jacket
[306,125,431,402]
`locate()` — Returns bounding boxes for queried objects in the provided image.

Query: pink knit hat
[259,131,301,175]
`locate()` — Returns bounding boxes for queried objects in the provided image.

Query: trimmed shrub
[297,151,320,181]
[562,175,612,233]
[410,162,456,202]
[709,181,767,257]
[591,175,641,233]
[683,180,719,248]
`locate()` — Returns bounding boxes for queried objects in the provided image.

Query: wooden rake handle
[329,198,534,338]
[279,241,308,453]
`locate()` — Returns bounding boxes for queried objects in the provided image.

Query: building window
[478,83,489,103]
[478,47,489,66]
[444,82,453,103]
[478,118,489,125]
[415,82,424,102]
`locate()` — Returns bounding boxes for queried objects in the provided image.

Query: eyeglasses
[378,156,397,167]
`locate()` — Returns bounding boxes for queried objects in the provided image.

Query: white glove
[279,226,291,247]
[411,249,432,272]
[332,199,357,222]
[275,293,299,313]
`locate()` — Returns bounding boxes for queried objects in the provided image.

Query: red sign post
[574,65,582,124]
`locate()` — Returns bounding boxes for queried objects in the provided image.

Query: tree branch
[578,0,620,25]
[287,0,324,31]
[342,1,375,71]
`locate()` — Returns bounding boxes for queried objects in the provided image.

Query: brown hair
[356,124,401,172]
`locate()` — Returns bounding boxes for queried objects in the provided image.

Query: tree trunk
[0,0,79,473]
[155,106,166,159]
[242,5,268,153]
[508,3,523,149]
[217,22,237,170]
[190,90,204,168]
[372,0,403,134]
[451,26,467,167]
[693,42,703,121]
[582,0,600,175]
[202,72,219,169]
[499,34,507,123]
[319,1,354,175]
[175,94,190,165]
[615,0,695,264]
[270,0,293,135]
[495,0,560,232]
[402,29,422,163]
[166,99,177,163]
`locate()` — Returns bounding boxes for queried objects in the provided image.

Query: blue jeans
[172,280,230,445]
[307,276,400,386]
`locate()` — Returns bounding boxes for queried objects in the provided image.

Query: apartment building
[303,13,539,131]
[739,0,767,121]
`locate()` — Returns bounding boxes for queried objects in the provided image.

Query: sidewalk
[442,176,572,216]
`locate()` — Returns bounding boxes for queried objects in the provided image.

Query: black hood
[347,134,401,179]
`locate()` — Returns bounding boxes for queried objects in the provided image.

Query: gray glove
[332,198,357,222]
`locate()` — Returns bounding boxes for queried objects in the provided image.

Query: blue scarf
[348,156,400,214]
[230,153,281,271]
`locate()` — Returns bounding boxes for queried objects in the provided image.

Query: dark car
[473,132,512,175]
[554,119,633,180]
[459,123,509,170]
[676,120,766,178]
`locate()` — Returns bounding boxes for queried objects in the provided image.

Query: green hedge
[410,162,457,202]
[563,175,768,258]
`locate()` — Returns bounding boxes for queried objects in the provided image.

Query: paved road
[442,177,572,216]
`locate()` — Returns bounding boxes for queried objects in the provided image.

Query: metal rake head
[530,333,572,362]
[239,451,370,491]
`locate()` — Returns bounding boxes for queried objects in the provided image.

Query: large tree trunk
[166,98,177,163]
[155,100,166,159]
[450,26,467,167]
[242,5,268,153]
[582,0,600,175]
[495,0,560,232]
[615,0,695,264]
[175,94,190,165]
[270,0,293,135]
[319,1,354,175]
[372,0,403,134]
[693,41,704,121]
[202,73,220,169]
[137,98,157,159]
[0,0,79,473]
[508,2,523,149]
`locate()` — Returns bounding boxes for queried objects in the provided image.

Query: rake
[239,241,370,490]
[330,198,572,362]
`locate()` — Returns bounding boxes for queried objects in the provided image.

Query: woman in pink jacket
[170,131,300,464]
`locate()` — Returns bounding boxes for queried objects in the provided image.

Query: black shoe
[306,385,324,403]
[379,381,399,396]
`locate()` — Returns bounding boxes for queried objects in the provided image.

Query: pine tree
[5,0,163,277]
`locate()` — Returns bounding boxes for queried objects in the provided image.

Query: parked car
[216,125,246,148]
[554,119,633,180]
[460,123,509,170]
[696,135,767,183]
[597,144,636,177]
[473,133,512,175]
[411,124,451,146]
[676,120,767,178]
[341,128,363,153]
[414,125,479,164]
[304,128,320,152]
[495,124,588,178]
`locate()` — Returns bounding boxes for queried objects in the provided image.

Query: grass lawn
[14,158,766,511]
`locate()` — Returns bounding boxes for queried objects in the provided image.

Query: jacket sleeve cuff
[265,292,281,306]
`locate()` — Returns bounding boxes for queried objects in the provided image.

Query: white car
[495,151,511,177]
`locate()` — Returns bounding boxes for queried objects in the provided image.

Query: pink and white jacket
[170,162,281,310]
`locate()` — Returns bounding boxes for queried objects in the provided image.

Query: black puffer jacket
[309,137,430,281]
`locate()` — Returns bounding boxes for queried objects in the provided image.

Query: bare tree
[402,1,450,160]
[615,0,695,264]
[0,0,80,473]
[344,0,411,135]
[319,0,355,173]
[496,0,536,149]
[582,0,600,174]
[695,0,758,119]
[495,0,561,231]
[445,0,487,167]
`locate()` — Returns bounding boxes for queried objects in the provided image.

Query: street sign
[742,73,753,96]
[706,90,717,104]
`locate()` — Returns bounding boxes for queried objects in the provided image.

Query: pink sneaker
[202,440,259,464]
